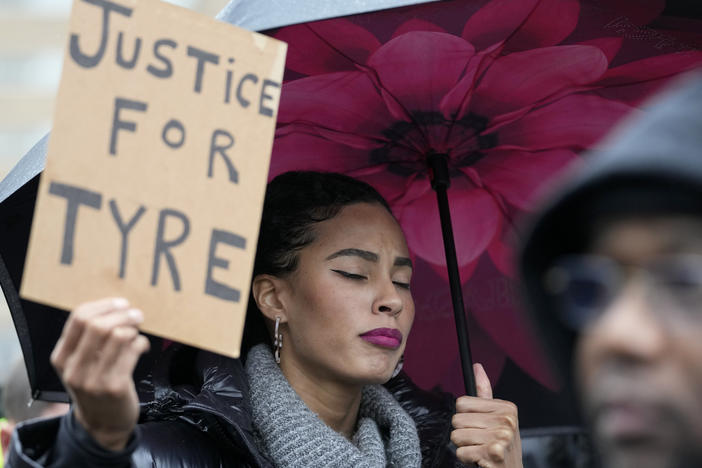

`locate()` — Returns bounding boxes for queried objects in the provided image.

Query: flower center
[369,111,497,176]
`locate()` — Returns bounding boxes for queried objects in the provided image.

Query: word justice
[71,0,280,117]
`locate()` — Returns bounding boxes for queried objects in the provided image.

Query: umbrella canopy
[251,0,702,426]
[1,0,701,430]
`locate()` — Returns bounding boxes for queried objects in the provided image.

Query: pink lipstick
[360,328,403,349]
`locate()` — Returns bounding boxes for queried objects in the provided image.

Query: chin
[347,360,395,385]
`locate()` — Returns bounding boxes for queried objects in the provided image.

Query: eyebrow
[325,248,413,269]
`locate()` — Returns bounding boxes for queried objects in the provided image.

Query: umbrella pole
[428,153,477,397]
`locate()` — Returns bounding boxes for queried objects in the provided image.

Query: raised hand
[451,363,523,468]
[50,298,150,451]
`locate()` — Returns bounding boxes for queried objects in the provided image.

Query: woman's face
[279,202,414,386]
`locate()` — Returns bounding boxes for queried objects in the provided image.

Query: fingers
[456,396,516,415]
[452,391,522,468]
[455,441,513,468]
[451,427,517,446]
[51,298,130,371]
[104,331,150,385]
[474,362,492,399]
[452,411,518,431]
[61,307,144,390]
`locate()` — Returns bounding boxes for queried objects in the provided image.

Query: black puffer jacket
[8,344,461,468]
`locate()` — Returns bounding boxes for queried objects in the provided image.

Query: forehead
[310,203,408,256]
[591,214,702,261]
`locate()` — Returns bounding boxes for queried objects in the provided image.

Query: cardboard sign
[21,0,287,358]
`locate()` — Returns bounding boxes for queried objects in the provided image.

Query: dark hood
[518,69,702,387]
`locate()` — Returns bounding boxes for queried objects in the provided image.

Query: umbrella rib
[282,120,424,155]
[444,0,546,147]
[302,25,437,155]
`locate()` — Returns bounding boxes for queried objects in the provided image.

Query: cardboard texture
[21,0,287,358]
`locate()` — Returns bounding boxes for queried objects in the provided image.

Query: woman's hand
[451,363,523,468]
[50,298,150,451]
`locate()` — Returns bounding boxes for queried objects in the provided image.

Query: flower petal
[577,37,623,64]
[269,133,376,180]
[492,94,637,151]
[471,45,609,118]
[475,149,578,210]
[367,31,475,118]
[429,256,480,284]
[400,183,500,267]
[391,18,446,38]
[592,51,702,104]
[277,71,394,139]
[440,42,503,121]
[355,172,429,211]
[465,267,559,389]
[462,0,541,49]
[275,19,381,75]
[596,51,702,87]
[504,0,580,51]
[404,257,508,392]
[462,0,579,51]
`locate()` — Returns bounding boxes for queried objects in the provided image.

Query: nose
[373,277,403,316]
[582,279,666,368]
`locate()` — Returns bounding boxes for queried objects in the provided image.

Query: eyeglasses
[543,254,702,331]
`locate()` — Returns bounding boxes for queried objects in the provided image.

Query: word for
[110,97,239,183]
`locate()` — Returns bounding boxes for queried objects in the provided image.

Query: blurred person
[520,70,702,468]
[1,359,68,464]
[6,171,522,467]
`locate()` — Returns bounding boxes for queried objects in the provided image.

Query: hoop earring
[391,354,404,378]
[274,316,283,364]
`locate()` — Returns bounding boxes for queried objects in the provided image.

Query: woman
[7,172,521,468]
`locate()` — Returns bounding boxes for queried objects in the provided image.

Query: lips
[360,328,403,350]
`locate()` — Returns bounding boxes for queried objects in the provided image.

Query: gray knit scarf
[245,344,422,468]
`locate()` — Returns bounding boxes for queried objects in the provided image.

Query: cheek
[573,335,598,393]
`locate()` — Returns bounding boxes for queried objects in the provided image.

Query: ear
[251,274,289,323]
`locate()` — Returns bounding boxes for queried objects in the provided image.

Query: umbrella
[250,0,702,425]
[2,0,701,429]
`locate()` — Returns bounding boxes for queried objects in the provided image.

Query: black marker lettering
[109,200,146,278]
[259,79,280,117]
[236,73,258,108]
[208,129,237,184]
[116,32,142,69]
[110,97,147,156]
[147,39,177,78]
[187,46,219,93]
[205,229,246,302]
[161,119,186,149]
[151,208,190,291]
[48,182,102,265]
[69,0,132,68]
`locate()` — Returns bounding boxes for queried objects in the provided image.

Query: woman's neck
[280,358,363,439]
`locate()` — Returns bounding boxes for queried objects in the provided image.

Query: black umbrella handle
[428,153,478,398]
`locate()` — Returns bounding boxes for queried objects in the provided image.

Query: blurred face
[575,216,702,468]
[277,202,415,386]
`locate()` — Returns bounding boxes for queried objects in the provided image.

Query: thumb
[473,363,492,399]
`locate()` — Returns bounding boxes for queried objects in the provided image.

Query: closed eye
[393,281,411,290]
[331,269,367,280]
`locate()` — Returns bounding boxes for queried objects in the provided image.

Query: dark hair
[242,171,393,355]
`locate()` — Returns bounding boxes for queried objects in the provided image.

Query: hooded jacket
[518,70,702,387]
[6,343,460,468]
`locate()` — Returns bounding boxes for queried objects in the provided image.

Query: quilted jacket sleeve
[5,411,245,468]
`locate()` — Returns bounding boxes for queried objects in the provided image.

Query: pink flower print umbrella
[263,0,702,424]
